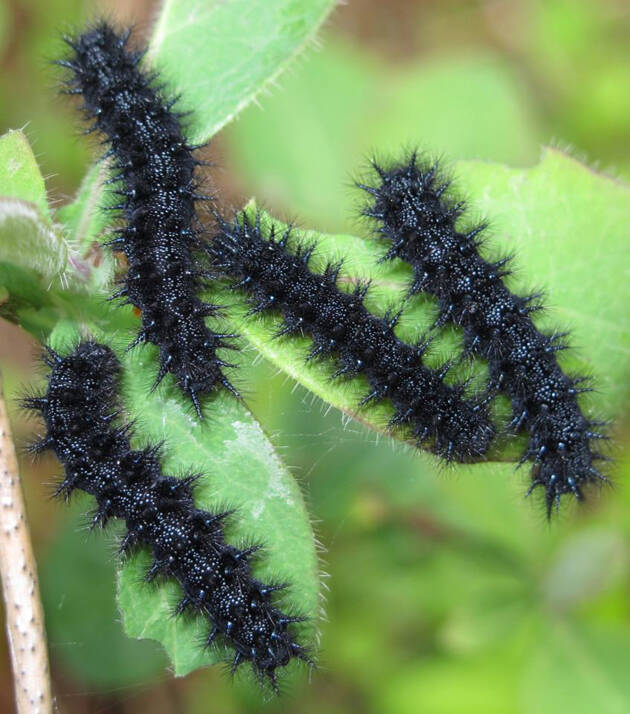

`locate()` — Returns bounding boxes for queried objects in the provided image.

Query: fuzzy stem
[0,374,52,714]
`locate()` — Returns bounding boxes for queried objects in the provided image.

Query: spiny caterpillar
[57,23,237,417]
[210,212,495,461]
[23,341,309,690]
[359,152,609,514]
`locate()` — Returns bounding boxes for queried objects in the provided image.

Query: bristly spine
[23,341,309,691]
[210,212,495,462]
[57,22,238,417]
[359,151,609,514]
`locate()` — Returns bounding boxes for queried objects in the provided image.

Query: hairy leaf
[228,149,630,465]
[0,130,79,289]
[48,318,320,677]
[148,0,337,144]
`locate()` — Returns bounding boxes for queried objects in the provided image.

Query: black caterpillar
[359,153,608,513]
[210,212,495,461]
[23,341,308,690]
[58,23,237,417]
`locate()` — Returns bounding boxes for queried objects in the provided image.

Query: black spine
[59,23,237,417]
[210,213,495,461]
[24,342,308,690]
[360,153,608,513]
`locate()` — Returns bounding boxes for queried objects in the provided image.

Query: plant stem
[0,375,52,714]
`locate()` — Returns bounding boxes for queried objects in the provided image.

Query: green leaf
[55,162,114,291]
[457,148,630,417]
[47,319,320,678]
[0,198,67,281]
[0,128,50,216]
[225,207,489,454]
[0,260,54,322]
[0,130,79,288]
[56,163,109,251]
[231,148,630,462]
[147,0,337,144]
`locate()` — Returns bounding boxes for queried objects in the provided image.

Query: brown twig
[0,374,52,714]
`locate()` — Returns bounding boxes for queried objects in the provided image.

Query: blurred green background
[1,0,630,712]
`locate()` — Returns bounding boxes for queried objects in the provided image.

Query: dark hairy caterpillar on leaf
[57,23,237,417]
[210,212,495,461]
[23,341,309,690]
[359,153,609,514]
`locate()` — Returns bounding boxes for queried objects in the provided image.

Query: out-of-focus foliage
[227,1,630,233]
[40,499,169,688]
[1,0,629,712]
[228,43,543,231]
[0,0,90,194]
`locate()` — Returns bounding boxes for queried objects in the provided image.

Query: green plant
[1,0,629,696]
